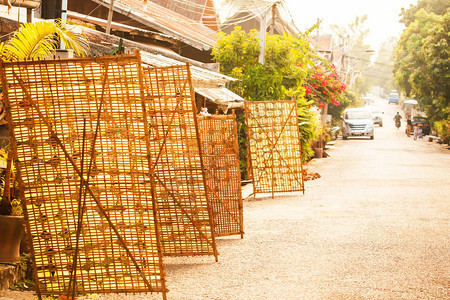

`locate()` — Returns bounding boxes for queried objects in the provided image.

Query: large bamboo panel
[1,54,166,298]
[245,100,304,196]
[198,114,244,238]
[142,65,218,258]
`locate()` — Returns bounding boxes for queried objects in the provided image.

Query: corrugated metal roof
[196,87,244,110]
[140,52,236,88]
[80,25,236,88]
[90,0,218,50]
[68,10,175,41]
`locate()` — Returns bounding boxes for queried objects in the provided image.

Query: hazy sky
[284,0,418,49]
[215,0,419,49]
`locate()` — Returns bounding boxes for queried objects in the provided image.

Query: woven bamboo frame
[245,100,304,197]
[142,65,218,259]
[0,53,167,299]
[198,113,244,238]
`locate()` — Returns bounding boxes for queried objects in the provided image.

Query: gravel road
[1,99,449,300]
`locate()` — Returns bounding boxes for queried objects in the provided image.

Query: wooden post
[270,3,276,35]
[258,10,267,64]
[106,0,115,35]
[26,8,32,23]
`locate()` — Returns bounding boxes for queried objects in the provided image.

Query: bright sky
[284,0,418,49]
[215,0,419,50]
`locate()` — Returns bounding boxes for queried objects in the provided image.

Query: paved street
[2,99,449,300]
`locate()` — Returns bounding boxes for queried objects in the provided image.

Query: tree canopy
[393,6,449,123]
[400,0,449,26]
[211,27,311,101]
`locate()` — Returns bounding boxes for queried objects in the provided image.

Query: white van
[341,108,374,140]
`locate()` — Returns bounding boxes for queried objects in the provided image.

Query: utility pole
[60,0,68,49]
[106,0,115,35]
[258,10,267,64]
[270,3,276,35]
[259,2,278,64]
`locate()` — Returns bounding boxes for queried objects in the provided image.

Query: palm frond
[1,20,89,61]
[54,20,90,58]
[6,21,59,60]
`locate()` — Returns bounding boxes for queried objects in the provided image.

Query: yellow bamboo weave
[198,114,244,237]
[142,65,218,258]
[1,53,166,297]
[245,100,304,196]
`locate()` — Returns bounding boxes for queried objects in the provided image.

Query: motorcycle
[395,119,401,129]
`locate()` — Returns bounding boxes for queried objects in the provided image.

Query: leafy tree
[330,15,370,46]
[394,10,440,97]
[415,11,449,122]
[212,27,310,100]
[393,7,449,124]
[400,0,449,26]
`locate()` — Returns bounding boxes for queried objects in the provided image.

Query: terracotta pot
[313,147,323,158]
[0,215,24,263]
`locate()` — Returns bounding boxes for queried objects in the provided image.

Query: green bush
[433,119,450,144]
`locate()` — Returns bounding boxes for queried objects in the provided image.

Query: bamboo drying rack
[142,65,218,260]
[1,53,167,299]
[198,113,244,238]
[244,100,304,197]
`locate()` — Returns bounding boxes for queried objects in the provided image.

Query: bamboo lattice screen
[1,54,167,298]
[198,114,244,238]
[142,65,218,259]
[245,100,304,197]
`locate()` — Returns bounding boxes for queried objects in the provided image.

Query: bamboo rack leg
[271,108,275,199]
[67,119,87,299]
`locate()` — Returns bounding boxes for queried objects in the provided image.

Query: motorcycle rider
[393,112,402,129]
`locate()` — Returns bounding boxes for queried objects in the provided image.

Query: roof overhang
[90,0,217,51]
[195,87,244,112]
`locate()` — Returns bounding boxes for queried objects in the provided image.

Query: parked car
[411,116,430,135]
[388,92,399,104]
[366,105,384,126]
[341,108,374,140]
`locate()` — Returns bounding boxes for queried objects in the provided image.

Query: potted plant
[0,19,89,263]
[0,147,24,262]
